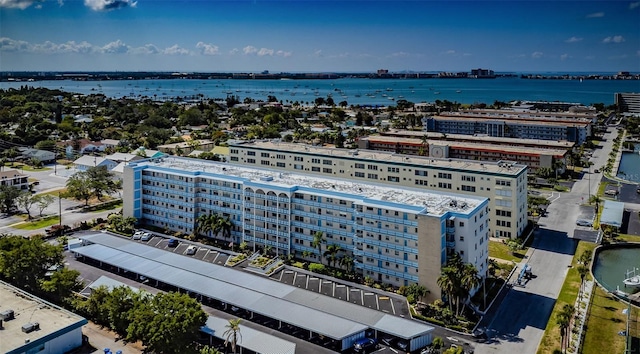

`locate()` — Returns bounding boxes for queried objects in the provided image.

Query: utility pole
[58,191,62,227]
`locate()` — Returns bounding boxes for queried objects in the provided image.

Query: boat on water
[623,268,640,288]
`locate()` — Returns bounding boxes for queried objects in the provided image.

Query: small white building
[73,156,117,172]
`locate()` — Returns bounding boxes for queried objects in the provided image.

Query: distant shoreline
[1,71,639,82]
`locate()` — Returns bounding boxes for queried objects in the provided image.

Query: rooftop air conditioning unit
[0,309,15,321]
[22,322,40,333]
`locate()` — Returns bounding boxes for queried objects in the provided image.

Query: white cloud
[565,36,583,43]
[630,1,640,9]
[58,0,63,6]
[257,48,274,56]
[84,0,136,11]
[444,49,456,55]
[0,37,31,52]
[390,52,410,57]
[603,35,625,43]
[0,0,41,9]
[313,49,323,57]
[276,50,292,57]
[101,39,129,54]
[229,48,239,55]
[243,45,258,55]
[586,12,604,18]
[560,53,570,61]
[531,51,543,59]
[131,44,159,55]
[196,42,219,55]
[163,44,190,55]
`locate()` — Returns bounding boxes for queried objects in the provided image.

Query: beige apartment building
[228,141,528,239]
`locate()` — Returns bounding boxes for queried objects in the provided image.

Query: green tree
[311,231,325,264]
[576,265,589,299]
[127,291,208,354]
[437,267,458,313]
[106,286,144,335]
[40,267,83,304]
[224,318,242,354]
[323,244,343,268]
[0,235,64,293]
[199,345,223,354]
[66,173,93,206]
[588,194,601,213]
[84,165,119,201]
[339,255,354,272]
[460,264,481,315]
[35,194,55,217]
[0,184,21,213]
[15,191,37,219]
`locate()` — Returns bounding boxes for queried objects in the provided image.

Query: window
[415,170,428,176]
[312,167,320,172]
[312,158,320,163]
[322,168,332,173]
[368,173,378,179]
[261,160,270,165]
[438,172,452,179]
[355,163,365,169]
[388,167,399,173]
[247,151,256,156]
[230,156,239,161]
[294,164,303,170]
[461,185,476,192]
[388,176,400,182]
[276,162,286,167]
[294,156,303,161]
[355,172,365,178]
[277,154,286,159]
[461,175,476,182]
[247,158,256,163]
[261,152,270,158]
[459,221,465,227]
[438,182,452,189]
[323,159,332,165]
[367,164,378,170]
[496,179,512,186]
[415,179,428,186]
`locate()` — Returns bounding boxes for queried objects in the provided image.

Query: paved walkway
[79,321,143,354]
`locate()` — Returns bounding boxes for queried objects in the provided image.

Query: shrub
[308,263,326,274]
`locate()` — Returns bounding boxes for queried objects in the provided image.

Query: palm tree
[588,194,601,213]
[460,264,481,315]
[437,267,457,313]
[323,244,343,268]
[339,255,354,272]
[196,214,214,238]
[223,318,242,354]
[556,312,569,353]
[577,265,589,298]
[311,231,325,264]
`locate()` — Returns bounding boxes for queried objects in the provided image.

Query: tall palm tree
[460,264,481,316]
[311,231,325,264]
[437,267,457,313]
[340,255,354,272]
[223,318,242,354]
[196,214,214,238]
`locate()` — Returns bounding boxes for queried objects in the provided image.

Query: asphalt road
[474,127,620,354]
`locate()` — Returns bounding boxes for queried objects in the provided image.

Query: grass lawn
[11,163,52,172]
[489,240,527,262]
[597,181,609,197]
[39,188,67,197]
[581,286,629,354]
[537,241,596,354]
[12,215,59,230]
[615,234,640,243]
[89,201,123,212]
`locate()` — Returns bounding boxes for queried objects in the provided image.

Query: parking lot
[133,233,231,266]
[272,269,411,318]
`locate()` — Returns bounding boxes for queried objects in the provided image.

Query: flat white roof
[131,157,486,216]
[231,141,528,176]
[0,281,87,353]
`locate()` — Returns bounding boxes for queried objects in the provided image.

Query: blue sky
[1,0,639,72]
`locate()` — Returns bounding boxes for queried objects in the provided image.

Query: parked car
[186,245,197,255]
[141,232,152,241]
[353,338,378,353]
[132,231,143,240]
[605,189,618,196]
[576,219,593,227]
[395,339,409,351]
[168,238,179,247]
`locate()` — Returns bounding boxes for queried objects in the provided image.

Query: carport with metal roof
[73,232,434,351]
[600,200,624,230]
[201,316,296,354]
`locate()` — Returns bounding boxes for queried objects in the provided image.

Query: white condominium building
[123,156,489,300]
[228,141,528,239]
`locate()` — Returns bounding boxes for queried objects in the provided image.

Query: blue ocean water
[2,76,639,106]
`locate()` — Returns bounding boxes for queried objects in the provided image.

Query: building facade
[123,157,489,295]
[423,111,592,144]
[615,92,640,114]
[357,135,567,172]
[227,141,528,239]
[0,169,28,191]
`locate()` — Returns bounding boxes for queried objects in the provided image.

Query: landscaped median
[537,241,595,354]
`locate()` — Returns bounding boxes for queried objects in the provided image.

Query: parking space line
[390,298,396,314]
[332,283,335,297]
[376,295,379,310]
